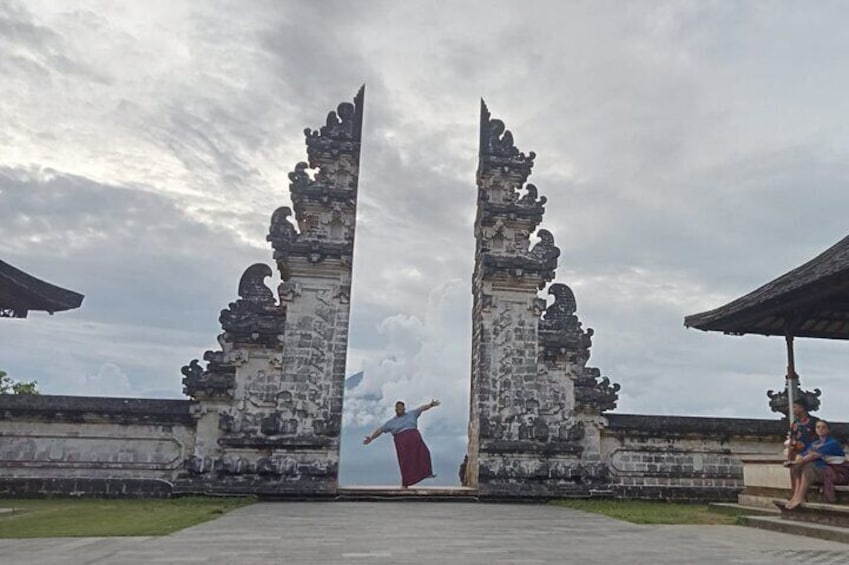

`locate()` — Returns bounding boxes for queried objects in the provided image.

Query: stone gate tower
[468,101,620,497]
[178,88,364,495]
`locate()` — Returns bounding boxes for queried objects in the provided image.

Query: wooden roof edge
[0,260,84,312]
[684,233,849,330]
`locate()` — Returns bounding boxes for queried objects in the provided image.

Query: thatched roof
[684,234,849,339]
[0,260,84,318]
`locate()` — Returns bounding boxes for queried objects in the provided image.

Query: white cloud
[83,362,133,397]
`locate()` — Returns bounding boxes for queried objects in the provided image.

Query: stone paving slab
[2,502,849,564]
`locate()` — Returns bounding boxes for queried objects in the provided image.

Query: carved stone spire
[304,86,365,164]
[479,99,536,185]
[469,102,618,498]
[180,87,364,496]
[475,101,559,290]
[268,87,364,280]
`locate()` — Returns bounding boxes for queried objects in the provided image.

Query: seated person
[785,398,819,493]
[786,420,849,509]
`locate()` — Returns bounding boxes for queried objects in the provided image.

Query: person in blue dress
[786,420,848,509]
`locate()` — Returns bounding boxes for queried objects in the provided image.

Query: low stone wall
[4,394,846,501]
[0,394,196,497]
[603,414,849,501]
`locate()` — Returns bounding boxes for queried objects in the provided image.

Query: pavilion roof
[0,260,84,318]
[684,234,849,339]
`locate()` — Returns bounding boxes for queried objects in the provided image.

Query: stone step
[741,515,849,544]
[334,486,480,502]
[741,485,849,507]
[773,499,849,528]
[807,485,849,504]
[708,502,779,517]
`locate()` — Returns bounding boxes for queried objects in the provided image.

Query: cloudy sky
[2,0,848,486]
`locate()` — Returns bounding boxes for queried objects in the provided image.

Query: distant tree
[0,370,39,394]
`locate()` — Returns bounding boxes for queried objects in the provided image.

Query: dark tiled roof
[0,260,84,318]
[684,234,849,339]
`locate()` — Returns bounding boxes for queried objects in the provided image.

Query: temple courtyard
[1,502,848,564]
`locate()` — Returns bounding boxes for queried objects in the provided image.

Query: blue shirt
[803,436,846,469]
[381,407,423,435]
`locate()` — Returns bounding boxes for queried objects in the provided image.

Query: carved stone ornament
[529,229,561,271]
[216,455,247,475]
[334,284,351,304]
[574,366,621,414]
[517,184,547,208]
[767,377,822,416]
[480,183,547,230]
[180,355,236,400]
[538,283,593,363]
[304,86,364,166]
[267,206,300,257]
[185,455,210,475]
[278,281,302,302]
[288,162,313,191]
[478,100,536,185]
[219,263,286,347]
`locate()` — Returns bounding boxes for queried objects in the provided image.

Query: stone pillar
[177,88,364,496]
[468,101,619,497]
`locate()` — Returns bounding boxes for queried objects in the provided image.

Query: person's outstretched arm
[363,427,384,445]
[415,399,440,413]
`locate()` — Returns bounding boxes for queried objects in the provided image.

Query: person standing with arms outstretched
[363,399,440,488]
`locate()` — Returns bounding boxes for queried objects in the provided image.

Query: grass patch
[550,499,736,525]
[0,496,255,538]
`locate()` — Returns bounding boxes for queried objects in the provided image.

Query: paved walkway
[2,502,849,564]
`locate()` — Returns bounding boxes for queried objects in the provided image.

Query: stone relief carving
[180,356,235,400]
[574,367,620,414]
[277,281,302,302]
[288,162,313,191]
[538,283,592,363]
[267,206,300,261]
[517,184,547,208]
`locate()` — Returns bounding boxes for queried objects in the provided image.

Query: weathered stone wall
[0,395,195,497]
[603,414,849,501]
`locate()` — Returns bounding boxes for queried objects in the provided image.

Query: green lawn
[0,496,255,538]
[550,499,736,525]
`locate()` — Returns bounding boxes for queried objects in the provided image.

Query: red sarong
[393,429,433,487]
[822,462,849,502]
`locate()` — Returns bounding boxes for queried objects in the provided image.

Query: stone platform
[3,502,849,564]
